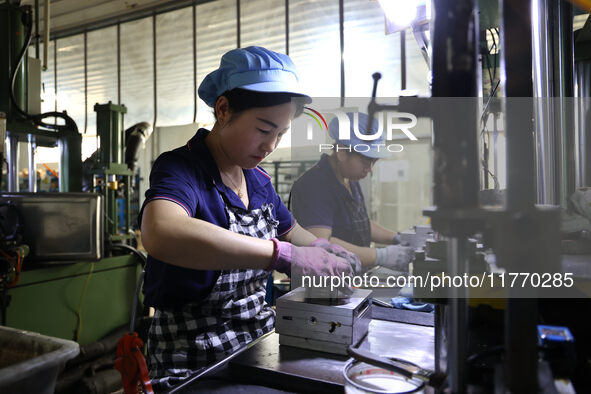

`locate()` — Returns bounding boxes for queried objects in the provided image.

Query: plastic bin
[0,326,80,394]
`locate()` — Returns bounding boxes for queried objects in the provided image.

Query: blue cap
[328,112,390,159]
[198,46,311,107]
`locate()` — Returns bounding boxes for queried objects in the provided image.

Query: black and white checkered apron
[146,200,278,391]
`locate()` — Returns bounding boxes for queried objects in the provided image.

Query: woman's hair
[213,88,306,121]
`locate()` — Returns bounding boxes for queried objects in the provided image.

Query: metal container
[0,325,80,394]
[0,192,103,261]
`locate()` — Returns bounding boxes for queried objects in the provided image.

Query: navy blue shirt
[139,129,295,309]
[291,154,369,246]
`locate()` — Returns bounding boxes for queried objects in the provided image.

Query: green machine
[0,1,82,193]
[0,1,143,346]
[93,102,135,242]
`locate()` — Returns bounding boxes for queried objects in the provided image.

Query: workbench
[172,316,435,393]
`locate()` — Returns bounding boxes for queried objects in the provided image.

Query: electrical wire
[75,262,95,342]
[110,244,148,332]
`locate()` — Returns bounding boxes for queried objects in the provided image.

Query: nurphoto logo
[303,108,418,153]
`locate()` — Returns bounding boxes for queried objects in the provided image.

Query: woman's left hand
[311,238,362,274]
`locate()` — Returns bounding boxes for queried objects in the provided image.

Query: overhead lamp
[378,0,418,27]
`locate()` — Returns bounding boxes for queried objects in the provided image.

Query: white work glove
[375,245,414,271]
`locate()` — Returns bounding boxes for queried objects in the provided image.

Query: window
[56,35,85,133]
[156,8,194,126]
[240,0,285,52]
[344,0,400,98]
[86,26,118,137]
[196,0,237,125]
[120,17,154,129]
[289,0,340,97]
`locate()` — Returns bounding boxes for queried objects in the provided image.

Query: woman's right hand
[267,239,353,277]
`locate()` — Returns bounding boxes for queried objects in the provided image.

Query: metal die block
[278,334,351,356]
[414,225,434,238]
[276,287,372,323]
[276,302,369,345]
[399,225,434,249]
[275,287,372,354]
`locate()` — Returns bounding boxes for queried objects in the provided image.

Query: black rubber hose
[8,5,34,120]
[124,133,142,172]
[0,288,7,326]
[109,243,147,333]
[110,243,146,267]
[8,5,79,134]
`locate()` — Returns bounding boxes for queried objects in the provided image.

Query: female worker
[291,112,414,272]
[139,46,359,391]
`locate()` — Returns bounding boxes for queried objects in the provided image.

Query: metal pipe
[428,4,480,391]
[53,37,57,113]
[434,304,446,375]
[285,0,289,55]
[575,62,591,187]
[532,0,556,205]
[117,23,121,104]
[192,3,197,124]
[447,237,468,393]
[152,14,157,129]
[7,135,19,192]
[430,0,480,210]
[84,30,88,134]
[501,0,535,210]
[236,0,240,47]
[557,1,575,205]
[500,1,539,391]
[34,0,39,59]
[401,29,406,90]
[43,0,49,70]
[28,134,36,192]
[339,0,345,107]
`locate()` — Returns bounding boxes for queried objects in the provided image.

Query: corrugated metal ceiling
[18,1,590,40]
[20,0,200,38]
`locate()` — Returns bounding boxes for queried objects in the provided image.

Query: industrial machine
[0,0,152,384]
[233,1,591,393]
[1,0,590,393]
[359,1,591,393]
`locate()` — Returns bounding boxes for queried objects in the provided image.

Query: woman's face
[219,102,296,169]
[338,150,378,181]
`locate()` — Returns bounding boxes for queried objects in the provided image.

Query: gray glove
[375,245,414,271]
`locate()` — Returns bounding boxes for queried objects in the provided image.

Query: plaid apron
[147,200,277,391]
[344,182,371,247]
